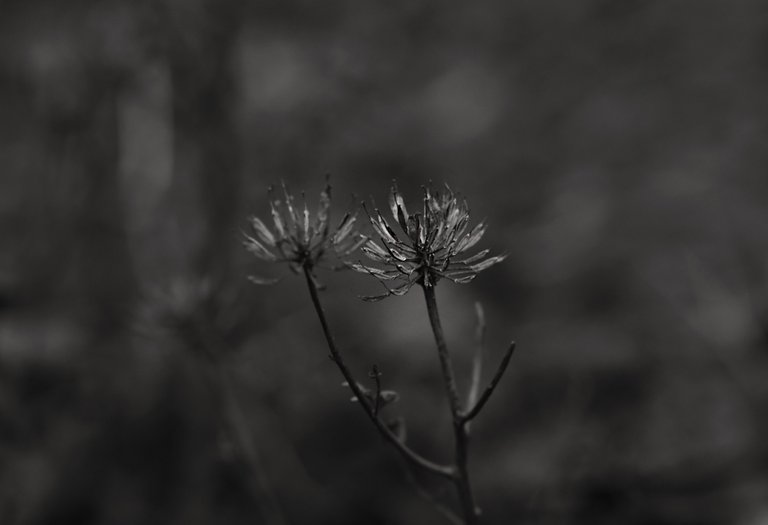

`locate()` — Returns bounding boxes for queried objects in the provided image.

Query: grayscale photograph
[1,1,767,524]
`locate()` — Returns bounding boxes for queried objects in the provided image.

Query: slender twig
[467,302,486,411]
[422,284,480,525]
[422,285,463,417]
[461,341,516,423]
[370,364,382,417]
[303,265,455,480]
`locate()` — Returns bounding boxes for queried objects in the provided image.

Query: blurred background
[2,0,768,523]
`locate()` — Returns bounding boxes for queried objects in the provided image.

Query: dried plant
[351,182,507,299]
[243,180,364,283]
[245,179,516,524]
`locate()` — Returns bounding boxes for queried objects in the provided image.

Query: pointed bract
[244,179,363,283]
[353,182,506,297]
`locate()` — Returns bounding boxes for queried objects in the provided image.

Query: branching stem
[422,284,480,525]
[302,265,454,480]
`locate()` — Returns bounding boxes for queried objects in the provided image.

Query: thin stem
[422,284,480,525]
[467,302,486,411]
[461,341,516,423]
[422,285,463,418]
[302,265,454,480]
[370,364,382,417]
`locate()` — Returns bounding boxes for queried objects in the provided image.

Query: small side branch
[303,266,455,480]
[467,302,486,411]
[369,364,382,417]
[461,341,516,423]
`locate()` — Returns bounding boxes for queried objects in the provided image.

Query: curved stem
[467,302,486,413]
[461,341,516,423]
[302,265,454,480]
[422,284,480,525]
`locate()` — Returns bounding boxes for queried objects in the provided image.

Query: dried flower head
[352,182,506,300]
[244,180,365,283]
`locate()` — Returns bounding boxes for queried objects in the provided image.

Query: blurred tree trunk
[161,0,244,280]
[0,5,143,343]
[76,83,138,332]
[42,70,137,337]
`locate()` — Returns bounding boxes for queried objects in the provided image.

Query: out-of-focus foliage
[1,0,767,523]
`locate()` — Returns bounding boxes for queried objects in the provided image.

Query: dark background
[1,1,767,523]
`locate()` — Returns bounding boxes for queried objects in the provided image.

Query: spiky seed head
[244,180,366,283]
[352,182,506,300]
